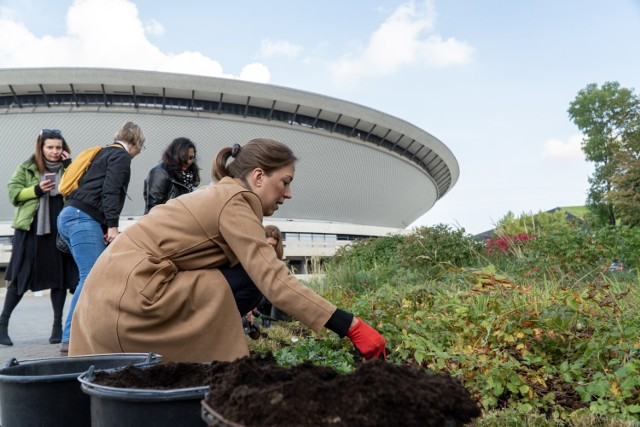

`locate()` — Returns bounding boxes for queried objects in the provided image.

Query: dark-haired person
[69,138,386,363]
[143,137,200,214]
[248,224,291,323]
[263,224,292,321]
[0,129,78,346]
[264,225,284,259]
[242,224,287,332]
[56,121,145,355]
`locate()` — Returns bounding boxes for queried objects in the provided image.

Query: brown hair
[114,121,145,150]
[33,129,71,173]
[212,138,297,182]
[265,225,284,259]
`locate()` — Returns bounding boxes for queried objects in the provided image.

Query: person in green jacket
[0,129,79,346]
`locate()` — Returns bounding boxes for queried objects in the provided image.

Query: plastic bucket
[78,365,209,427]
[0,353,161,427]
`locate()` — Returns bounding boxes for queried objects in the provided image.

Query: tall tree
[609,112,640,226]
[568,82,640,227]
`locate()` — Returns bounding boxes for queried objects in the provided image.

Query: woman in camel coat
[69,138,386,362]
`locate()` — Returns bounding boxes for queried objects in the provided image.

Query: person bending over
[68,138,386,362]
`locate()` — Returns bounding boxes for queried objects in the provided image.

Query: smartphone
[44,173,56,183]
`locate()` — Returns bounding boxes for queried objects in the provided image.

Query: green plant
[251,225,640,423]
[273,336,356,374]
[397,224,484,275]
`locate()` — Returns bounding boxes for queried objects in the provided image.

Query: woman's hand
[39,179,55,193]
[61,150,70,161]
[105,227,120,244]
[347,317,387,360]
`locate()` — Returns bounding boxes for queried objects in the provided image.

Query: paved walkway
[0,287,69,362]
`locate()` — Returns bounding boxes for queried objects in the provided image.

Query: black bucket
[78,365,209,427]
[0,353,161,427]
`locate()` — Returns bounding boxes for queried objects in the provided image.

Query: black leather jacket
[143,163,193,213]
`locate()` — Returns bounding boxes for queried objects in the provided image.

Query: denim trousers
[57,207,106,343]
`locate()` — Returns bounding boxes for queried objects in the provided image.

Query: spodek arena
[0,67,459,273]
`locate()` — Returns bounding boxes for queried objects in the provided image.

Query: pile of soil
[93,356,481,427]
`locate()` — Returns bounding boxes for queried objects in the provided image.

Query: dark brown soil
[93,356,481,427]
[93,360,214,389]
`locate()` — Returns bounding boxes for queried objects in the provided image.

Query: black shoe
[49,324,62,344]
[0,323,13,346]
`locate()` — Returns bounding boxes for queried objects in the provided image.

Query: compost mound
[93,356,481,427]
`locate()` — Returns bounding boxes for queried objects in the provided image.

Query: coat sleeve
[218,193,337,332]
[7,163,37,206]
[101,150,131,227]
[144,166,171,213]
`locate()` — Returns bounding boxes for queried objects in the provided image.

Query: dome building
[0,67,459,272]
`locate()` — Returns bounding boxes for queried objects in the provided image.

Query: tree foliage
[568,82,640,227]
[609,116,640,226]
[493,209,575,236]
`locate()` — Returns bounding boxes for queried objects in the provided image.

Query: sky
[1,0,639,235]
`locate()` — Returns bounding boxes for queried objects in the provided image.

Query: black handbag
[56,232,71,253]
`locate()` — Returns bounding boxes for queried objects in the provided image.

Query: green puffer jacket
[7,159,68,231]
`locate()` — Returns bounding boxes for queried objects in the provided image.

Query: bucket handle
[84,365,96,382]
[3,358,19,369]
[144,353,155,365]
[80,354,157,382]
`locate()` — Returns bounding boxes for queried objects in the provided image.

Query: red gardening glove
[346,317,386,360]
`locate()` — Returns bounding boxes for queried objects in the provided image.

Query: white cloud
[259,39,302,59]
[239,63,270,84]
[145,19,164,36]
[157,52,231,78]
[542,134,584,161]
[0,0,268,81]
[0,17,35,66]
[329,0,473,84]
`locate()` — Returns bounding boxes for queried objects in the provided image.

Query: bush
[326,234,405,292]
[397,225,484,275]
[325,225,483,292]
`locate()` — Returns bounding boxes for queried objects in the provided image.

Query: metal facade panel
[0,109,435,229]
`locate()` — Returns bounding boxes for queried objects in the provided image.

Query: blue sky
[1,0,639,234]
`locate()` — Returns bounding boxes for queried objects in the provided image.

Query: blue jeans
[57,207,106,343]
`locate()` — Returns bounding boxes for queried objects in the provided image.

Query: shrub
[325,225,483,292]
[326,234,405,292]
[397,225,484,275]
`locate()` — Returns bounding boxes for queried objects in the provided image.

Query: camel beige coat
[69,177,337,362]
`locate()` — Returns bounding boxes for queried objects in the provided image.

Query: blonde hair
[114,121,145,150]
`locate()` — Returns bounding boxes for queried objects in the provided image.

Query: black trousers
[219,264,264,315]
[219,263,353,337]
